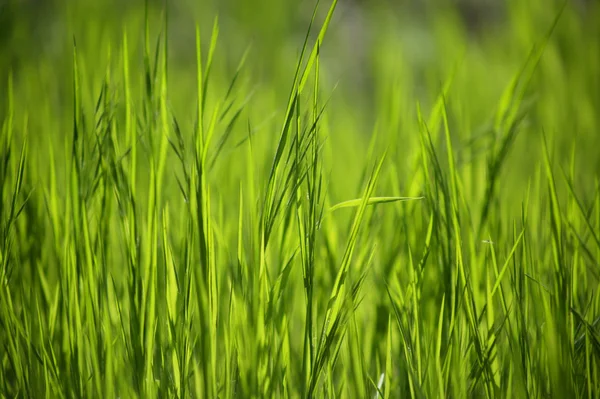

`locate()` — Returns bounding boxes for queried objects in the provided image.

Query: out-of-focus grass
[1,0,600,397]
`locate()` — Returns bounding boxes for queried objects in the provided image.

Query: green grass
[1,0,600,397]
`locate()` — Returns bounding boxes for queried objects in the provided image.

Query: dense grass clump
[1,0,600,397]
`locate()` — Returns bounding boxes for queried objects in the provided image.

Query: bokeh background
[1,0,598,201]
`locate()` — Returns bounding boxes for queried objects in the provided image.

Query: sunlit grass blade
[328,196,424,213]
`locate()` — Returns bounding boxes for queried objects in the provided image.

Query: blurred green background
[1,0,598,197]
